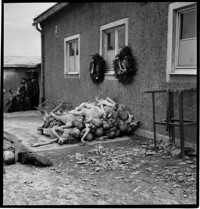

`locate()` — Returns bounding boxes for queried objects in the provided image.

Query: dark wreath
[113,46,138,84]
[89,54,106,84]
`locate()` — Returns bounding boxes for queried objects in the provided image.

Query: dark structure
[3,56,41,111]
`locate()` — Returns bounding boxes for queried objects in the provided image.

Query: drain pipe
[35,23,45,104]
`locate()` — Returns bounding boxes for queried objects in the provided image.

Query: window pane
[107,31,115,50]
[178,39,196,67]
[69,55,75,71]
[69,42,74,56]
[74,39,79,71]
[118,28,125,50]
[102,32,106,58]
[106,50,115,70]
[75,39,78,55]
[68,40,75,71]
[180,9,196,39]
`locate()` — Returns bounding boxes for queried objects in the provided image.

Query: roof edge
[4,64,41,68]
[33,2,69,26]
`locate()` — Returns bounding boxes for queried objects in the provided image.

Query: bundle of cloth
[34,97,140,147]
[3,131,53,173]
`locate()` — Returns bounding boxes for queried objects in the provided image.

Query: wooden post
[51,102,64,113]
[179,92,185,160]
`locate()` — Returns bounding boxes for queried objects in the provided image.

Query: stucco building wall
[41,2,197,143]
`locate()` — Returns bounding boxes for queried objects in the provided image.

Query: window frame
[100,18,128,76]
[64,34,80,77]
[166,2,197,82]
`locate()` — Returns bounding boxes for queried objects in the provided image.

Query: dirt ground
[3,111,197,206]
[3,136,197,206]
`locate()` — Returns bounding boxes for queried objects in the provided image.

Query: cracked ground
[3,135,197,206]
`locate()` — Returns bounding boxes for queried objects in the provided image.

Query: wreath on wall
[113,46,138,84]
[89,54,106,84]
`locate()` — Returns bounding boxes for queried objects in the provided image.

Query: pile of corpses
[33,97,140,147]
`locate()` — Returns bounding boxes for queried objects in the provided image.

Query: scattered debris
[178,177,184,182]
[89,172,95,175]
[76,161,88,164]
[92,192,99,196]
[179,162,187,165]
[114,176,124,179]
[187,177,196,182]
[80,178,89,182]
[95,167,101,172]
[90,181,98,186]
[133,186,141,192]
[146,167,152,172]
[145,151,156,155]
[185,160,194,164]
[24,181,34,187]
[171,149,181,157]
[177,173,184,176]
[130,171,141,175]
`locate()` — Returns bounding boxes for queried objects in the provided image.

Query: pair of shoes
[33,153,53,167]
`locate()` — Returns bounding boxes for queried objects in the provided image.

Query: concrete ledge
[4,110,42,118]
[36,136,133,152]
[135,128,197,150]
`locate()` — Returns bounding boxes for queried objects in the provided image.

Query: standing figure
[17,82,26,111]
[22,77,27,83]
[5,89,14,112]
[24,82,32,111]
[31,78,39,109]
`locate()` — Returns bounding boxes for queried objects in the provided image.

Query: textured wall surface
[41,2,197,143]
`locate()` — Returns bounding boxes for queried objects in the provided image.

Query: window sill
[169,70,196,76]
[167,69,197,83]
[66,72,79,75]
[64,72,80,79]
[104,71,117,80]
[105,71,115,76]
[169,73,196,76]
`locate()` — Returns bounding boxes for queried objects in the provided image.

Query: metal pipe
[179,92,185,160]
[169,92,175,146]
[152,92,157,151]
[34,23,45,104]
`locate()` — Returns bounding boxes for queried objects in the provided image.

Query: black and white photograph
[2,2,198,206]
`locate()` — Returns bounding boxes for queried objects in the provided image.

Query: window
[64,34,80,76]
[166,2,197,81]
[100,18,128,75]
[177,8,196,68]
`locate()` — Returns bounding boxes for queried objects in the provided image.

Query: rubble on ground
[66,141,196,198]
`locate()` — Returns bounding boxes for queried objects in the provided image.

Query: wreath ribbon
[89,54,106,84]
[113,46,138,84]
